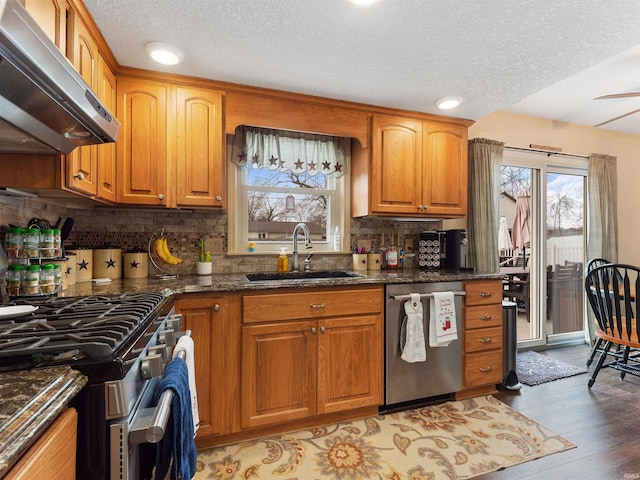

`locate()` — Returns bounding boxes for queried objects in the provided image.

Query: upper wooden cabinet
[66,8,99,197]
[116,77,169,206]
[352,114,469,218]
[95,53,117,202]
[116,79,225,208]
[22,0,67,52]
[174,87,225,208]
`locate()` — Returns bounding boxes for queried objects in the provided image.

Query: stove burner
[0,292,171,368]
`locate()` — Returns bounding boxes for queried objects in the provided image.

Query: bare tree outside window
[247,167,331,242]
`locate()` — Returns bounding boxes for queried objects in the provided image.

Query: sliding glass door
[500,149,587,348]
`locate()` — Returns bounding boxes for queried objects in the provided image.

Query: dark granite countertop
[59,268,503,297]
[0,366,87,477]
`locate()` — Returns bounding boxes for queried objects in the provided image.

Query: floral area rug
[517,350,588,386]
[194,395,574,479]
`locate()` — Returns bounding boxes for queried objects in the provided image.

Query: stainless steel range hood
[0,0,120,155]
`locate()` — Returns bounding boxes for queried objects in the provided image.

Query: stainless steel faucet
[292,223,312,272]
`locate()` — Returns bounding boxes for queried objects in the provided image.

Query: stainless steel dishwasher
[384,282,464,408]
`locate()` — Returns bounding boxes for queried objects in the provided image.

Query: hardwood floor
[481,343,640,479]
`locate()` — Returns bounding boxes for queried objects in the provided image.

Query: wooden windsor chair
[584,263,640,387]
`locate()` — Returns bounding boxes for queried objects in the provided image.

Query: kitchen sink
[245,270,364,282]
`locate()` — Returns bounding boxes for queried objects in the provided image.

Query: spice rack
[3,228,64,298]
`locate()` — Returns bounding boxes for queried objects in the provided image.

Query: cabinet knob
[213,304,220,311]
[418,204,423,211]
[215,195,222,202]
[73,172,85,181]
[157,193,164,200]
[311,327,317,334]
[320,326,326,333]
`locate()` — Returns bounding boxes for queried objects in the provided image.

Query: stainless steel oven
[0,291,187,480]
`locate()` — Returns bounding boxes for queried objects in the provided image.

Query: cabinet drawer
[243,287,383,323]
[465,304,503,329]
[464,281,502,306]
[464,350,503,387]
[464,327,502,353]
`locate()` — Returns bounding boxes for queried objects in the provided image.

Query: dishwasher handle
[388,291,466,302]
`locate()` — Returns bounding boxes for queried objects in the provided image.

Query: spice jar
[40,229,56,258]
[24,265,40,295]
[52,229,62,257]
[24,229,41,259]
[6,265,24,296]
[5,228,24,258]
[39,264,56,294]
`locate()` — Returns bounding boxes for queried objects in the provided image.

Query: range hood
[0,0,120,155]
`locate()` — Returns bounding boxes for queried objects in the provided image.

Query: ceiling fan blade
[594,92,640,100]
[594,108,640,128]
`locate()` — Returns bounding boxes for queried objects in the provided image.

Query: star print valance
[231,125,348,178]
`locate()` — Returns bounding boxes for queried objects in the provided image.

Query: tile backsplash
[1,195,442,275]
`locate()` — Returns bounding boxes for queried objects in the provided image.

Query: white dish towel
[429,291,458,347]
[173,335,200,433]
[400,293,427,363]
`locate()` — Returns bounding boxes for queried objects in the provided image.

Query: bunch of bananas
[153,236,183,265]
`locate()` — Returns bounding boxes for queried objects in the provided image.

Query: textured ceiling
[83,0,640,135]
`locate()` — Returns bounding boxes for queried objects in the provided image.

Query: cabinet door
[370,115,423,215]
[23,0,66,53]
[175,87,224,207]
[241,321,317,428]
[317,314,382,414]
[421,121,468,216]
[176,296,225,437]
[66,13,98,196]
[117,78,168,205]
[96,53,117,202]
[5,408,77,480]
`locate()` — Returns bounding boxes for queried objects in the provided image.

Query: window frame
[227,137,351,255]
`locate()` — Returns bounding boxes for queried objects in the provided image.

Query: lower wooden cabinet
[241,286,384,429]
[5,408,78,480]
[458,280,504,398]
[174,293,241,439]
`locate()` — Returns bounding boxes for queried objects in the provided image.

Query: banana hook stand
[148,226,177,279]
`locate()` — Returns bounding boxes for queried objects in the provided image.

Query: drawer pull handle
[478,338,492,343]
[479,366,493,373]
[480,315,492,320]
[310,304,326,309]
[479,292,493,297]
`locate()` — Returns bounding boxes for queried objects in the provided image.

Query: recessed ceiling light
[435,95,464,110]
[145,42,184,66]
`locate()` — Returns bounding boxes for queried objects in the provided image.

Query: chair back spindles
[585,264,640,387]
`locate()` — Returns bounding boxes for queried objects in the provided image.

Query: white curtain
[231,126,348,178]
[467,138,504,273]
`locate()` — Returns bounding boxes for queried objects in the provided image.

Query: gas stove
[0,292,173,378]
[0,290,178,479]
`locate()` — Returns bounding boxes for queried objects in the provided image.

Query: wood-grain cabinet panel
[460,280,504,393]
[241,286,384,429]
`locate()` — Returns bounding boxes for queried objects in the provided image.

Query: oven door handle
[129,329,192,445]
